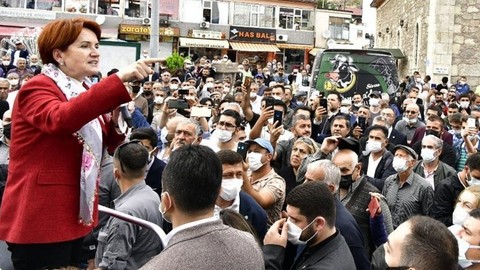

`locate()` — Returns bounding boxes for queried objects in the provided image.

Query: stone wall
[374,0,480,87]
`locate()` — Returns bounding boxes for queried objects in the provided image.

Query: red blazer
[0,74,131,244]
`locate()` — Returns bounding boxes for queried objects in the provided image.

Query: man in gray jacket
[141,145,264,269]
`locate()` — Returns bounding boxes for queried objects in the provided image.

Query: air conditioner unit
[142,17,151,25]
[276,34,288,42]
[200,21,210,29]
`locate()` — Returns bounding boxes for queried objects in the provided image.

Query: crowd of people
[0,17,480,270]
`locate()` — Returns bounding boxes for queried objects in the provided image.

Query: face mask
[467,173,480,186]
[154,96,164,104]
[392,157,409,173]
[131,85,140,93]
[416,78,423,83]
[8,79,18,86]
[371,246,412,270]
[220,179,243,201]
[370,98,380,107]
[247,152,264,172]
[365,140,383,155]
[340,107,350,114]
[353,102,363,107]
[250,92,257,98]
[213,129,233,143]
[403,116,417,125]
[170,84,179,90]
[2,61,9,66]
[460,101,470,109]
[287,218,318,245]
[160,127,169,145]
[339,174,354,190]
[459,81,466,85]
[421,148,437,163]
[425,129,440,138]
[272,95,282,100]
[457,236,480,268]
[452,205,470,226]
[159,192,172,223]
[3,124,11,140]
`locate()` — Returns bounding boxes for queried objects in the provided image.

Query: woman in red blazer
[0,18,160,269]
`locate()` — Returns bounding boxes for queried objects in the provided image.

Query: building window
[328,17,349,40]
[203,0,219,24]
[279,8,313,30]
[233,3,275,28]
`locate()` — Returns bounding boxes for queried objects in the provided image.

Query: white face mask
[365,140,383,155]
[154,96,164,104]
[170,84,178,90]
[340,106,350,114]
[416,78,423,83]
[467,173,480,186]
[370,98,380,107]
[457,236,480,268]
[250,92,257,98]
[392,156,409,173]
[219,179,243,201]
[247,152,264,172]
[272,95,282,100]
[287,218,318,245]
[8,79,18,86]
[159,192,172,223]
[213,129,233,143]
[160,127,169,145]
[460,101,470,109]
[2,61,10,66]
[403,116,417,124]
[421,148,437,163]
[452,205,470,226]
[353,102,363,107]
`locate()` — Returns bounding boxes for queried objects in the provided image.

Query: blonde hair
[457,185,480,208]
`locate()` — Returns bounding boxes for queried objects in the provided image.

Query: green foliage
[166,53,184,73]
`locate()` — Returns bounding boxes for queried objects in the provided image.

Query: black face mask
[371,245,411,270]
[3,124,11,140]
[131,85,141,93]
[425,129,440,138]
[339,174,354,190]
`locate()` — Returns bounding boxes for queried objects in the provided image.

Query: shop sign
[0,9,56,20]
[191,30,223,39]
[119,24,179,36]
[229,26,276,43]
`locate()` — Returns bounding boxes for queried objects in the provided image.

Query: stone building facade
[371,0,480,87]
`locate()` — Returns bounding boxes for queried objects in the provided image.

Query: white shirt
[163,216,217,246]
[213,193,240,218]
[251,96,262,114]
[367,154,382,178]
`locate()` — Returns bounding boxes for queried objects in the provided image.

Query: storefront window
[25,0,62,10]
[328,17,349,40]
[98,0,119,15]
[279,8,312,30]
[233,3,274,28]
[124,0,148,17]
[4,0,26,8]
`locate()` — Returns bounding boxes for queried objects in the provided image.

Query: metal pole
[150,0,160,70]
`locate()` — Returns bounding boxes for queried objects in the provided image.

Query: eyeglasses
[116,140,142,173]
[405,110,417,114]
[217,121,237,129]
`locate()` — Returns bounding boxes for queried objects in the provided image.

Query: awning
[373,48,405,59]
[230,42,280,52]
[276,43,313,50]
[309,48,323,56]
[0,26,29,36]
[179,37,229,49]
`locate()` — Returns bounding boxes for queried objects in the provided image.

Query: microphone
[120,105,133,128]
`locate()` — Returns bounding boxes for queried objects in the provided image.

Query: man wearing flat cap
[381,145,434,229]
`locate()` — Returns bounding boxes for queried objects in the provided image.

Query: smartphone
[190,106,212,117]
[178,89,189,96]
[468,118,477,129]
[90,76,99,84]
[167,99,188,109]
[319,98,328,114]
[265,97,275,111]
[368,197,381,218]
[236,142,249,161]
[357,116,366,131]
[431,83,437,88]
[273,110,283,128]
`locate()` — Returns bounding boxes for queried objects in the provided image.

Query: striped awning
[230,42,280,52]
